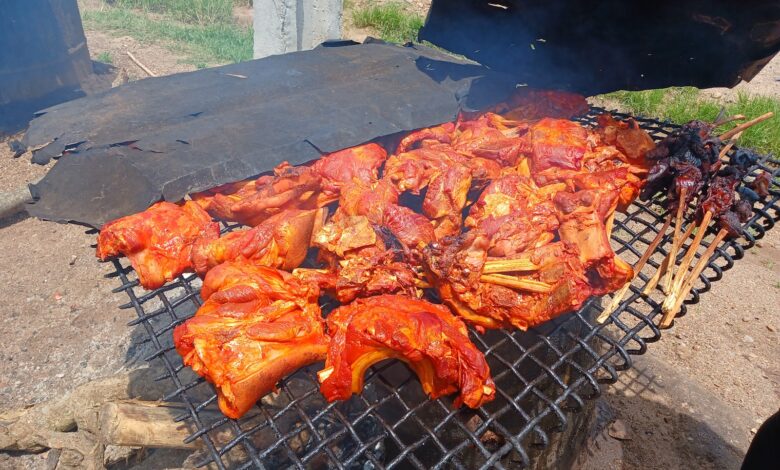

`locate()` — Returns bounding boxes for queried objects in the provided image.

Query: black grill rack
[104,110,780,469]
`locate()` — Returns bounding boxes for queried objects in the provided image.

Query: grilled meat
[493,88,590,121]
[96,201,219,289]
[750,170,772,199]
[190,208,325,276]
[318,295,495,408]
[173,262,326,419]
[193,143,387,226]
[425,235,593,331]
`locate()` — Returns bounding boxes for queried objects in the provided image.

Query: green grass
[113,0,239,25]
[82,6,252,65]
[352,3,424,44]
[96,51,113,64]
[600,87,780,155]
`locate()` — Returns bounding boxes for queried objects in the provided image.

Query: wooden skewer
[480,274,552,293]
[482,257,539,274]
[718,131,743,160]
[642,222,696,296]
[659,228,729,327]
[596,216,672,323]
[662,210,714,313]
[712,114,745,127]
[662,188,688,294]
[719,112,774,140]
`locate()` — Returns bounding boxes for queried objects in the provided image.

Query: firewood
[99,401,222,449]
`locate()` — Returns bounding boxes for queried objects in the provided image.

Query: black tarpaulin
[420,0,780,95]
[24,41,517,228]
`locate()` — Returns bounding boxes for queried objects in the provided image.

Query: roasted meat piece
[553,190,633,293]
[318,295,495,408]
[306,210,423,302]
[749,170,772,199]
[397,121,457,153]
[190,208,325,276]
[174,262,326,419]
[572,167,643,211]
[596,114,656,162]
[495,88,589,121]
[194,143,387,226]
[199,163,323,226]
[553,189,618,266]
[384,145,501,238]
[527,118,589,174]
[96,201,219,289]
[309,143,387,196]
[425,235,593,331]
[641,119,721,205]
[449,113,527,166]
[465,171,561,257]
[337,179,399,225]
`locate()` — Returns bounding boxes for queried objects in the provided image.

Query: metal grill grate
[103,109,780,469]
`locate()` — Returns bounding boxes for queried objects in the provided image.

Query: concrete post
[254,0,342,59]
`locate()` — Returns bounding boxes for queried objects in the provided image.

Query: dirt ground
[1,2,779,468]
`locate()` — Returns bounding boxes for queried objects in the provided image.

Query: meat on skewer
[660,167,749,324]
[317,295,495,409]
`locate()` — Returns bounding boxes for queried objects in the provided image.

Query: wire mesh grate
[103,109,780,469]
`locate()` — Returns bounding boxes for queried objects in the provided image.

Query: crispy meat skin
[194,143,387,226]
[174,262,326,419]
[96,201,219,289]
[318,295,495,408]
[190,208,324,276]
[528,118,588,173]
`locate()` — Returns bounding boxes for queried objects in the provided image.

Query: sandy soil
[1,2,778,468]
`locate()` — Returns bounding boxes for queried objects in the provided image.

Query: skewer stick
[662,210,714,312]
[480,274,552,293]
[718,131,742,160]
[719,112,774,140]
[662,188,688,294]
[596,217,672,323]
[712,114,745,127]
[482,258,539,274]
[642,222,696,296]
[659,228,728,327]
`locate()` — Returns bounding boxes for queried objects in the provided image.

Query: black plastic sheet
[24,41,517,228]
[420,0,780,95]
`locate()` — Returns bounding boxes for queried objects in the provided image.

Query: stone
[608,419,631,441]
[742,335,754,343]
